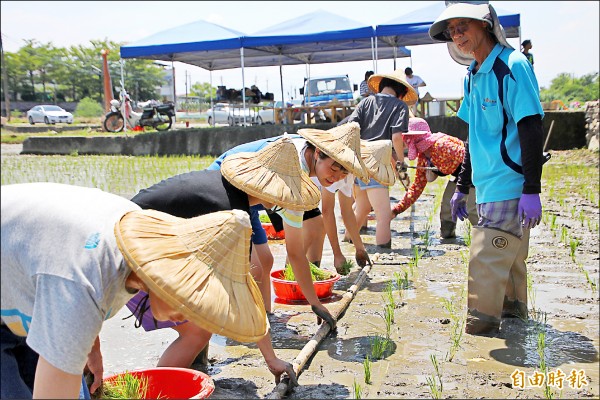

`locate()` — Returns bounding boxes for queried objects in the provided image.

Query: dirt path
[96,150,599,399]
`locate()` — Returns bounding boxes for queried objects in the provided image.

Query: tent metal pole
[171,60,176,124]
[240,47,247,126]
[393,45,397,70]
[279,54,285,124]
[210,68,215,126]
[374,36,379,73]
[371,37,376,71]
[120,59,127,132]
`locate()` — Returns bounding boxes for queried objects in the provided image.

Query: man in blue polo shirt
[430,2,545,335]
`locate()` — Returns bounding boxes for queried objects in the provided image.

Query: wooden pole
[544,120,555,151]
[266,260,374,399]
[101,50,113,112]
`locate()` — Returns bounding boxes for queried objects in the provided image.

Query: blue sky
[1,1,598,101]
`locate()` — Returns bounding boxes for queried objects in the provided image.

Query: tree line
[0,39,167,104]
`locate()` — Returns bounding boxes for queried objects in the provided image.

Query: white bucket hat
[429,2,513,66]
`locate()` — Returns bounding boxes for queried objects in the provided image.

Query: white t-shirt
[406,74,425,97]
[1,182,140,375]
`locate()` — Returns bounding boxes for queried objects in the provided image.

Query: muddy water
[99,177,599,399]
[2,145,596,398]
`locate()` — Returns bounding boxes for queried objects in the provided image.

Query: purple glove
[518,193,542,229]
[450,192,468,222]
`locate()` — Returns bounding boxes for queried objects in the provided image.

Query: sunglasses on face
[443,20,473,40]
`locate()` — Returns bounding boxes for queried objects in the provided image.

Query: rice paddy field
[1,146,598,399]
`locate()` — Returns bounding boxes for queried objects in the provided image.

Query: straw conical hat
[298,122,370,182]
[360,140,397,186]
[221,136,321,212]
[367,69,419,106]
[114,209,268,343]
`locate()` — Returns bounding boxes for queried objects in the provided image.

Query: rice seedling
[410,245,421,270]
[462,220,472,246]
[393,269,410,290]
[527,274,539,321]
[381,304,394,336]
[96,372,151,399]
[426,354,443,399]
[442,289,465,362]
[569,238,580,262]
[578,210,586,227]
[353,379,363,399]
[370,334,392,360]
[582,269,598,294]
[533,312,556,399]
[459,250,469,267]
[550,214,558,234]
[560,226,568,244]
[338,259,354,276]
[1,154,216,198]
[282,262,332,282]
[382,281,396,310]
[363,356,372,384]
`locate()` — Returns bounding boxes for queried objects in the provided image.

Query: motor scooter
[103,86,175,133]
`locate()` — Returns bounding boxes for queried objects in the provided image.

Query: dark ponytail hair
[379,78,408,98]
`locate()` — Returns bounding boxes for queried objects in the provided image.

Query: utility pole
[1,34,11,121]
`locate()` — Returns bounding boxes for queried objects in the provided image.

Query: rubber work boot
[440,220,456,239]
[466,227,521,335]
[502,228,530,319]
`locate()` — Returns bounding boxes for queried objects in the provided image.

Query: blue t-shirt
[207,136,284,170]
[457,44,544,203]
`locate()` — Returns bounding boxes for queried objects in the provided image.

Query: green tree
[17,39,44,101]
[540,72,599,104]
[0,39,169,103]
[74,97,104,118]
[191,82,216,102]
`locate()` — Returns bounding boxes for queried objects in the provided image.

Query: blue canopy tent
[243,9,411,109]
[120,11,411,124]
[376,2,520,48]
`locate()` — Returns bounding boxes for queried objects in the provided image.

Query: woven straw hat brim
[220,137,321,211]
[367,72,419,106]
[361,140,397,186]
[221,152,321,212]
[298,123,370,183]
[114,209,268,343]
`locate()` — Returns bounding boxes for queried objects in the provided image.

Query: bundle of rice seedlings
[282,262,333,282]
[96,372,151,399]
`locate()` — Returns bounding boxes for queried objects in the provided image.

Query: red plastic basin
[271,269,340,301]
[103,367,214,399]
[262,222,285,240]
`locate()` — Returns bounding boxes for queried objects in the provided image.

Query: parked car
[27,105,74,125]
[206,102,255,126]
[256,100,303,124]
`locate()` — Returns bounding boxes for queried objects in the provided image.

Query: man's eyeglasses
[443,20,472,40]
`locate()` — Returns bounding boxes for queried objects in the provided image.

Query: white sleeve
[324,174,355,198]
